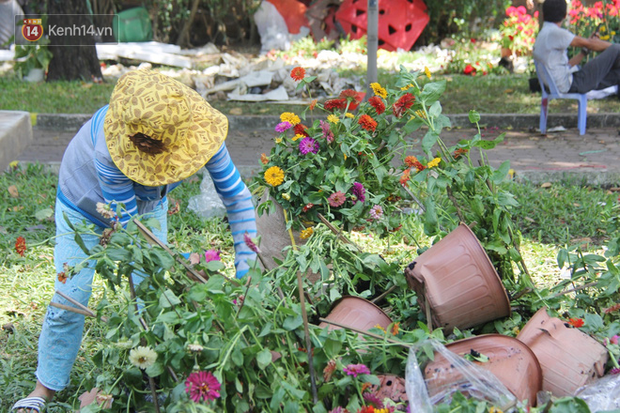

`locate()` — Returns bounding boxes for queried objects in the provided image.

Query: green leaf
[34,208,53,221]
[283,315,303,331]
[256,348,272,370]
[145,361,164,377]
[159,289,181,308]
[468,110,481,124]
[422,130,439,157]
[491,161,511,184]
[428,101,442,118]
[420,80,446,105]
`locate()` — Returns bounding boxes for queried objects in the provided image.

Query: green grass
[3,67,620,116]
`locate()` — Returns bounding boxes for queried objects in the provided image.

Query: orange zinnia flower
[404,155,418,167]
[400,169,411,186]
[309,99,317,110]
[368,96,385,115]
[260,153,269,164]
[358,114,377,132]
[568,318,584,328]
[290,66,305,81]
[15,236,26,256]
[58,272,67,284]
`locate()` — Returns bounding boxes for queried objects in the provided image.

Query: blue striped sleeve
[95,158,138,226]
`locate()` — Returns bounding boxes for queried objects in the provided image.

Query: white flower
[128,346,157,369]
[96,202,116,219]
[187,343,204,353]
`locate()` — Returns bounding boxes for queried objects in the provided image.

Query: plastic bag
[405,339,517,412]
[187,171,226,219]
[574,373,620,412]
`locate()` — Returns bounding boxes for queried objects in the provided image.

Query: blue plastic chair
[534,60,588,135]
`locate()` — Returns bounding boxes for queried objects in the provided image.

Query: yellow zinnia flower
[275,137,282,144]
[415,109,427,119]
[300,227,314,239]
[370,82,387,99]
[400,83,414,91]
[327,114,339,124]
[264,166,284,186]
[292,133,304,141]
[424,66,432,79]
[427,157,441,168]
[489,408,504,413]
[280,112,300,126]
[345,112,354,118]
[282,193,291,200]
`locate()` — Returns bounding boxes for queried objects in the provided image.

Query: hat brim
[104,70,228,187]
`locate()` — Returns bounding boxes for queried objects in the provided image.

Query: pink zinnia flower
[327,191,346,207]
[351,182,366,203]
[611,335,619,345]
[320,120,334,143]
[204,249,221,263]
[275,121,292,133]
[185,370,221,402]
[363,392,384,408]
[369,205,383,220]
[244,232,260,253]
[343,363,370,378]
[299,137,319,154]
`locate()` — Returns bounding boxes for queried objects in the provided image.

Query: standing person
[11,69,257,412]
[533,0,620,94]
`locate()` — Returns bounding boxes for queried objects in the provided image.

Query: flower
[611,368,620,375]
[328,408,347,413]
[323,359,337,381]
[404,156,418,167]
[15,236,26,256]
[368,96,385,115]
[370,82,387,99]
[328,191,346,207]
[275,122,293,133]
[185,370,221,402]
[392,93,415,118]
[282,193,291,201]
[343,363,371,378]
[611,335,619,345]
[463,64,476,76]
[292,134,304,141]
[453,148,468,159]
[187,343,204,352]
[327,114,340,124]
[391,322,400,335]
[244,232,260,253]
[309,99,317,110]
[363,392,384,408]
[299,137,319,154]
[358,406,375,413]
[352,182,366,203]
[342,364,370,377]
[204,249,221,262]
[294,123,309,136]
[96,202,116,219]
[280,112,300,126]
[264,166,284,186]
[128,346,157,369]
[424,66,431,79]
[605,303,620,313]
[369,205,383,220]
[260,153,269,164]
[345,112,354,118]
[300,227,314,239]
[488,408,504,413]
[427,157,441,168]
[290,66,305,81]
[320,120,334,143]
[339,89,364,110]
[324,98,347,111]
[57,272,67,284]
[568,318,585,328]
[303,203,314,212]
[358,114,378,132]
[400,169,411,186]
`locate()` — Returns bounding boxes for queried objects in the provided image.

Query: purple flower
[299,137,319,155]
[611,367,620,374]
[369,205,383,220]
[351,182,366,203]
[275,121,292,133]
[328,408,346,413]
[320,120,334,143]
[363,392,384,408]
[244,232,260,253]
[343,363,370,378]
[204,249,221,263]
[185,371,221,402]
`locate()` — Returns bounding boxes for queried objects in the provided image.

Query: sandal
[11,396,47,412]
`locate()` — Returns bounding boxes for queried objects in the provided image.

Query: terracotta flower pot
[319,296,392,332]
[423,334,542,407]
[517,307,608,397]
[369,374,408,405]
[404,223,511,331]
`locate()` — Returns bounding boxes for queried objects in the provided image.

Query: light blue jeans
[36,198,168,391]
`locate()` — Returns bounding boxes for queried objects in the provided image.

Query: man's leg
[570,44,620,93]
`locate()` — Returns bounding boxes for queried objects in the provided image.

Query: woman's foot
[12,380,55,412]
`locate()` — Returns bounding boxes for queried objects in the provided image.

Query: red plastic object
[266,0,310,35]
[335,0,430,51]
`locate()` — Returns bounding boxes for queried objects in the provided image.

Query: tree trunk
[46,0,102,82]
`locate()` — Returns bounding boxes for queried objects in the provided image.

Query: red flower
[568,318,585,328]
[453,148,469,159]
[324,98,347,111]
[358,114,378,132]
[470,38,476,43]
[58,272,67,284]
[15,236,26,256]
[368,96,385,115]
[392,93,415,118]
[339,89,365,110]
[400,169,411,186]
[357,406,375,413]
[185,371,221,402]
[303,203,314,212]
[290,66,306,81]
[294,123,309,137]
[464,64,476,76]
[309,99,317,110]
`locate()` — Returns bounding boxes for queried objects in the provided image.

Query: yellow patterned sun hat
[104,69,228,186]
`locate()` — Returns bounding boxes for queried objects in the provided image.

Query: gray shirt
[533,21,578,93]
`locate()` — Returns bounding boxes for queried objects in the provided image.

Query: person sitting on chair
[534,0,620,94]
